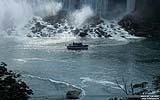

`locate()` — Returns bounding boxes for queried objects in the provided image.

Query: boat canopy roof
[73,42,83,45]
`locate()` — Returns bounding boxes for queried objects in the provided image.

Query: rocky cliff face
[119,0,160,38]
[135,0,160,21]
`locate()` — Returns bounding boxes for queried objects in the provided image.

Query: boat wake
[22,74,85,97]
[14,58,51,63]
[80,77,124,90]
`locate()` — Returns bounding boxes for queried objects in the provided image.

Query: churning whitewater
[1,0,159,100]
[0,0,138,42]
[0,0,141,97]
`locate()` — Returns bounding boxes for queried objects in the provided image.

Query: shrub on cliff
[153,75,160,94]
[0,62,33,100]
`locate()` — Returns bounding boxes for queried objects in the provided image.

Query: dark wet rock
[106,34,112,38]
[153,76,160,91]
[31,22,46,33]
[54,23,61,29]
[40,32,48,37]
[26,34,32,37]
[85,16,104,27]
[64,26,68,30]
[35,22,46,30]
[66,90,82,99]
[119,15,160,38]
[71,28,80,35]
[26,14,129,39]
[57,29,63,33]
[0,62,33,100]
[70,26,74,30]
[119,0,160,38]
[43,10,68,25]
[79,32,88,37]
[121,36,125,38]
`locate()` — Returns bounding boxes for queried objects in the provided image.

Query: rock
[71,29,80,35]
[43,10,68,25]
[118,15,151,37]
[66,90,82,99]
[0,62,33,100]
[40,32,48,37]
[79,32,88,37]
[119,0,160,38]
[86,16,104,26]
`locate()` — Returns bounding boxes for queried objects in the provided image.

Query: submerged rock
[66,90,82,99]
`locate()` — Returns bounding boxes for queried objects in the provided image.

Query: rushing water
[0,0,159,100]
[0,36,160,100]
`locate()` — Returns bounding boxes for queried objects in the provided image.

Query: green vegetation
[0,62,33,100]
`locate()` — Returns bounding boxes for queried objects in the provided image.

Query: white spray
[34,1,62,17]
[127,0,136,13]
[70,5,94,27]
[0,0,33,33]
[0,0,62,35]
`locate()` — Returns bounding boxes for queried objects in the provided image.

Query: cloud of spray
[35,1,62,17]
[70,5,94,27]
[0,0,33,31]
[0,0,62,35]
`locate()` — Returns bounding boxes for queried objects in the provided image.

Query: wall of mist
[56,0,133,18]
[26,0,136,19]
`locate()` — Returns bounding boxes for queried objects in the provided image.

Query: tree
[0,62,33,100]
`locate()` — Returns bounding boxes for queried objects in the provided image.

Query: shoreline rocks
[118,15,160,38]
[0,62,33,100]
[66,90,82,99]
[119,0,160,38]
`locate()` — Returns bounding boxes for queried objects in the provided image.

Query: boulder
[66,90,82,99]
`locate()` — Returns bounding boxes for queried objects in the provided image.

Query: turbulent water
[1,37,160,100]
[0,0,138,41]
[0,0,159,100]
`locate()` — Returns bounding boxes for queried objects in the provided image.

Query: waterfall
[57,0,129,18]
[0,0,33,33]
[127,0,136,13]
[0,0,62,35]
[0,0,135,41]
[70,6,94,27]
[55,0,109,18]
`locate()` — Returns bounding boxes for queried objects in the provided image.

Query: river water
[0,36,160,100]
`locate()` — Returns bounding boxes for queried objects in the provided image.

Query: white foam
[23,74,85,96]
[25,37,76,45]
[14,59,27,63]
[87,20,142,42]
[80,77,124,90]
[23,16,77,44]
[0,0,143,43]
[14,58,51,63]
